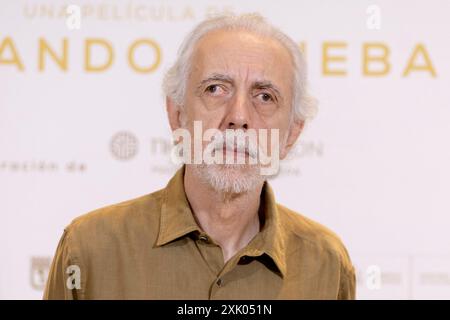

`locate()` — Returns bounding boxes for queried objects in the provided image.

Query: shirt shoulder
[44,189,166,299]
[64,189,165,253]
[276,203,354,275]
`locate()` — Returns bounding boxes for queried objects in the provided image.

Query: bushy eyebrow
[196,73,283,99]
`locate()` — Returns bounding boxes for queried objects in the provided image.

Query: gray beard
[193,163,265,194]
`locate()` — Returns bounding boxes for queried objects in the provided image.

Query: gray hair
[162,13,318,122]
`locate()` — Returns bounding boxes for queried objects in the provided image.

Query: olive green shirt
[44,166,356,299]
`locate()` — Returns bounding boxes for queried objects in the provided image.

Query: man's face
[170,29,303,193]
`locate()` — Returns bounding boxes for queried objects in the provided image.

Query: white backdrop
[1,0,450,299]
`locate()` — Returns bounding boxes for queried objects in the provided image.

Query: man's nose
[223,94,251,130]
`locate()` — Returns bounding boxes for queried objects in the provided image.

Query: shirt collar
[156,166,201,246]
[155,165,287,277]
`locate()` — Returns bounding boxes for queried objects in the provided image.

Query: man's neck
[184,165,264,264]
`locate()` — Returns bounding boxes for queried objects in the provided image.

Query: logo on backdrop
[110,131,139,161]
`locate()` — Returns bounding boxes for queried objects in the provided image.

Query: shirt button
[199,235,209,242]
[216,278,222,287]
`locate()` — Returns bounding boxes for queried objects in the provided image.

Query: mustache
[209,130,259,159]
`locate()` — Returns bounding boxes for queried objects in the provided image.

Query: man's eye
[257,93,274,102]
[205,85,224,95]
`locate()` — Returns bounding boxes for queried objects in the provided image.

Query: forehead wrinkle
[192,30,293,99]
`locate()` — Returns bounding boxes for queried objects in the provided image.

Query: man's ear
[166,96,184,130]
[280,118,304,160]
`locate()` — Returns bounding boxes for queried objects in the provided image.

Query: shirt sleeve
[338,265,356,300]
[43,229,83,300]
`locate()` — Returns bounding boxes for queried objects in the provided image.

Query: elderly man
[44,13,355,300]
